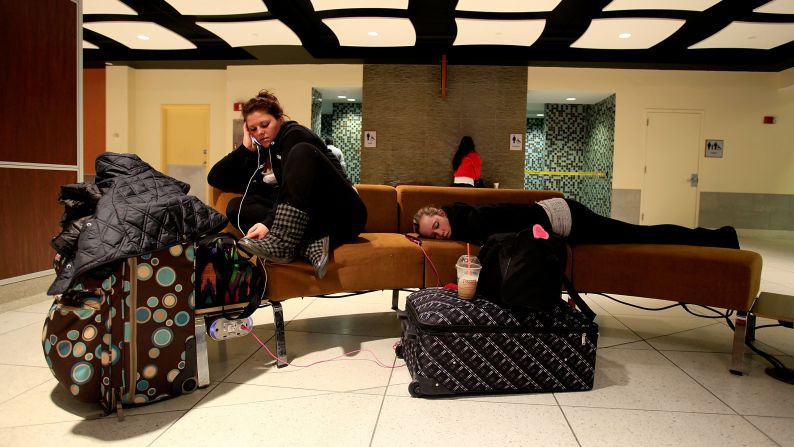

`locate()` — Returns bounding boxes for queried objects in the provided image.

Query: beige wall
[107,64,363,172]
[107,64,792,198]
[527,67,794,195]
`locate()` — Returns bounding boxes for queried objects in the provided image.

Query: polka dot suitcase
[42,243,201,414]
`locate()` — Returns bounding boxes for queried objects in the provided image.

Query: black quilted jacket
[48,153,228,295]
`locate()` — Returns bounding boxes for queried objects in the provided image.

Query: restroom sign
[705,139,723,158]
[509,134,523,150]
[364,130,377,148]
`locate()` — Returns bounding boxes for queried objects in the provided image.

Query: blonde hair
[412,205,443,233]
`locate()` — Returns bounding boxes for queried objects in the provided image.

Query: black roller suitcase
[397,287,598,397]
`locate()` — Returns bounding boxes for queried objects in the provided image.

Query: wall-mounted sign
[364,130,377,148]
[509,133,523,150]
[705,139,724,158]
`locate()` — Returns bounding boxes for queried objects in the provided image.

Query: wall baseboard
[737,229,794,240]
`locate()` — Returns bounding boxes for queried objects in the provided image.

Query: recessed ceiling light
[337,95,347,99]
[84,22,196,49]
[536,113,544,117]
[105,62,113,66]
[136,34,150,40]
[367,31,379,37]
[197,20,301,47]
[347,98,355,101]
[618,32,632,39]
[566,97,576,101]
[323,17,415,46]
[454,18,546,46]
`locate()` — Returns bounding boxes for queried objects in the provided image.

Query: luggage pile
[42,153,229,415]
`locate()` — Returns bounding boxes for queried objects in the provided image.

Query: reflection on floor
[0,236,791,446]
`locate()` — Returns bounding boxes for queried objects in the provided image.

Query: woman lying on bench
[412,198,740,249]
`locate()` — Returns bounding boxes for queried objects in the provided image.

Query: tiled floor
[0,236,793,446]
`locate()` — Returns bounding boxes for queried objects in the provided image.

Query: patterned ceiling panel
[81,0,794,71]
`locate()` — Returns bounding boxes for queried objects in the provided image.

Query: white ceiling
[196,20,302,47]
[453,19,547,47]
[603,0,721,12]
[163,0,267,15]
[322,17,416,47]
[572,18,686,50]
[83,22,196,50]
[315,87,363,114]
[526,91,614,117]
[456,0,562,13]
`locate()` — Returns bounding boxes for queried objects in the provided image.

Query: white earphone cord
[237,143,262,234]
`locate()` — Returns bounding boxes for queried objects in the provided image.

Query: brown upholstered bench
[204,184,763,375]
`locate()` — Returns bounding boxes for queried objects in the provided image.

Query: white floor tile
[0,311,47,336]
[555,348,734,413]
[0,379,106,427]
[0,364,54,405]
[663,351,794,418]
[752,322,794,356]
[585,294,693,317]
[249,296,316,327]
[594,314,644,348]
[283,310,401,337]
[647,321,748,353]
[373,396,579,447]
[0,410,185,446]
[0,321,49,367]
[381,364,559,405]
[204,327,263,382]
[224,330,399,392]
[151,393,383,447]
[13,297,56,314]
[613,313,717,340]
[563,406,777,447]
[745,415,794,447]
[194,382,332,408]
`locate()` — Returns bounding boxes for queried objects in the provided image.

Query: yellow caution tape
[524,170,607,177]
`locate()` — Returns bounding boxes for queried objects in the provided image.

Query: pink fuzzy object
[532,224,549,240]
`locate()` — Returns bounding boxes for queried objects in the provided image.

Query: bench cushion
[572,244,762,311]
[265,232,425,301]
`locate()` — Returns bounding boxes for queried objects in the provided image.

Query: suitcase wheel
[408,380,422,397]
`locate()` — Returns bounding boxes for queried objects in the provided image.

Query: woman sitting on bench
[412,198,740,249]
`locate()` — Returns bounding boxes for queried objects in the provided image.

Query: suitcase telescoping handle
[562,276,596,321]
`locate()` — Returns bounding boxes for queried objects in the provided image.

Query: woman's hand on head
[245,223,269,239]
[242,122,254,151]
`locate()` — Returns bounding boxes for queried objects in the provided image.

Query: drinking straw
[466,243,471,274]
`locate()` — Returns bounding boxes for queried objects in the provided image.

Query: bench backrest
[396,185,564,234]
[355,184,399,233]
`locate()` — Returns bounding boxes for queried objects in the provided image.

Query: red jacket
[453,151,481,182]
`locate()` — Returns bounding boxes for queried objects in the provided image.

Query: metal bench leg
[729,312,749,375]
[392,289,400,310]
[746,313,757,342]
[271,302,288,368]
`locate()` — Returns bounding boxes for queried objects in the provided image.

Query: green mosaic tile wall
[524,95,615,216]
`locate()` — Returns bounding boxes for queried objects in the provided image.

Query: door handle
[689,173,699,187]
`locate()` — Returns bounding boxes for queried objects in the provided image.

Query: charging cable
[236,142,263,233]
[241,324,405,369]
[405,234,441,287]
